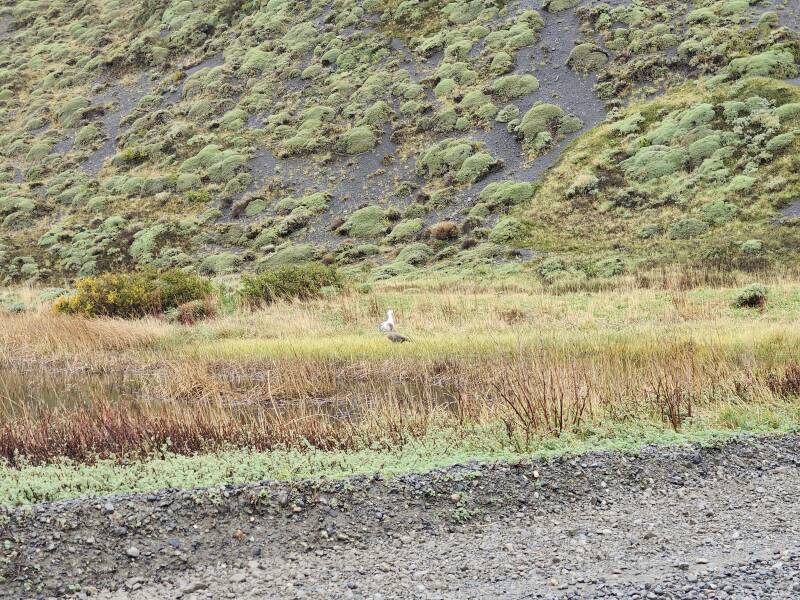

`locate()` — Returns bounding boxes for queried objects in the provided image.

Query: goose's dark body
[385,332,409,343]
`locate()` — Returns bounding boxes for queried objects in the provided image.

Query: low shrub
[199,252,242,275]
[53,269,213,318]
[543,0,581,11]
[489,217,523,243]
[339,125,377,154]
[455,152,499,184]
[340,206,388,238]
[397,242,433,265]
[592,256,625,278]
[740,239,763,254]
[386,218,424,243]
[240,263,341,306]
[538,258,566,282]
[158,269,214,309]
[491,74,539,99]
[732,284,768,309]
[430,221,460,240]
[167,298,216,325]
[727,50,797,79]
[668,218,708,240]
[567,44,608,74]
[416,138,488,181]
[701,200,738,225]
[479,181,536,208]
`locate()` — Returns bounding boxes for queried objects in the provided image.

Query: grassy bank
[3,410,799,507]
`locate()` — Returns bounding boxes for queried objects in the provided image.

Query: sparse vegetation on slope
[0,0,796,285]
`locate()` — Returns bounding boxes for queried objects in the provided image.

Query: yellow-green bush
[239,263,341,306]
[53,270,212,318]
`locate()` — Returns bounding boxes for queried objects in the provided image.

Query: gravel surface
[2,434,799,599]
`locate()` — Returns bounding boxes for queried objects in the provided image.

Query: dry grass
[0,313,170,369]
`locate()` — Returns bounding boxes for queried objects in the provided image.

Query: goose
[378,310,410,342]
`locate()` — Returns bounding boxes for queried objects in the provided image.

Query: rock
[124,577,143,590]
[103,502,115,514]
[126,546,140,558]
[230,572,247,583]
[181,581,209,594]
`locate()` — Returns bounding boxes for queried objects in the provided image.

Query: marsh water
[0,367,143,417]
[0,365,461,420]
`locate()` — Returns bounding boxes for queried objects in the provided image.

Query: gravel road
[2,434,799,599]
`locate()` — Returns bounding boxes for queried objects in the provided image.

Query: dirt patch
[779,199,800,218]
[2,434,799,598]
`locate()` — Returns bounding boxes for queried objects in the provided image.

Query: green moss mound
[417,138,497,183]
[491,74,540,99]
[543,0,582,12]
[339,126,378,155]
[567,44,608,74]
[341,206,389,238]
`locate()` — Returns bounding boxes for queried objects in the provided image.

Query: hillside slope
[0,0,798,284]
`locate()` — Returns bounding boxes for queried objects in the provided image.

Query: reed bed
[2,342,799,465]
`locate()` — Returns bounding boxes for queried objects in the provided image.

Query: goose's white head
[379,309,395,332]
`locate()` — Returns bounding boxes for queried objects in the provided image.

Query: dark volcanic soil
[2,434,800,599]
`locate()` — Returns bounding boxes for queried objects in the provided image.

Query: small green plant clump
[515,103,584,155]
[53,269,213,318]
[239,263,341,306]
[416,139,499,184]
[732,284,768,309]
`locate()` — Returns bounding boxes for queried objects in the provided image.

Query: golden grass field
[2,272,799,451]
[1,271,800,503]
